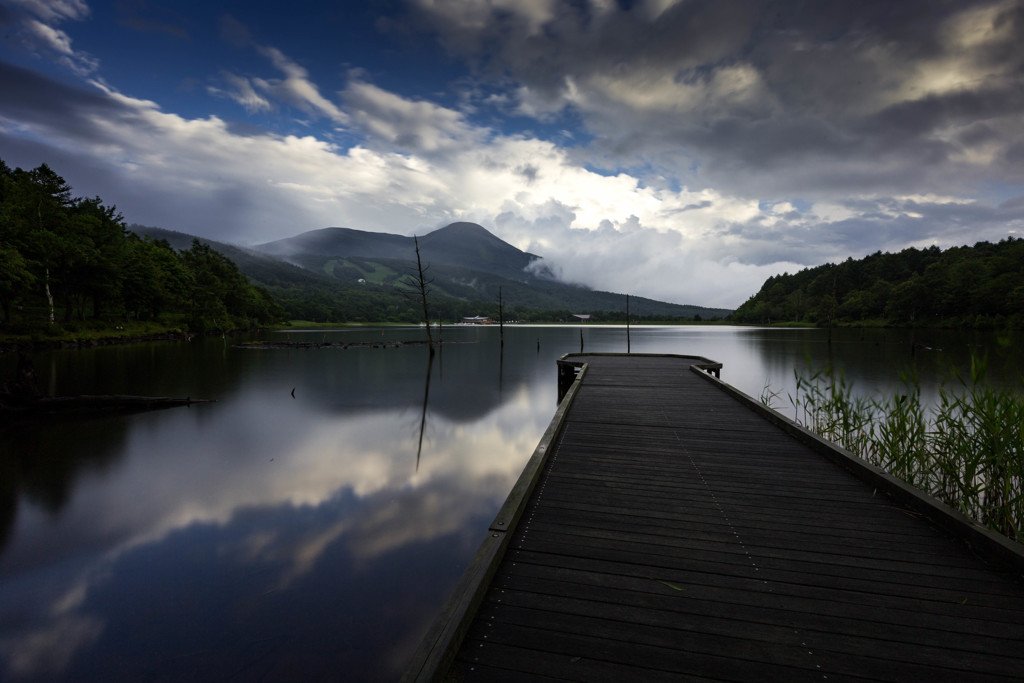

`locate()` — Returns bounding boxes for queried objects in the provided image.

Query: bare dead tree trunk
[413,236,435,356]
[45,268,55,324]
[37,201,55,325]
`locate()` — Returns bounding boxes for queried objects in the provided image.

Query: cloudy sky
[2,0,1022,308]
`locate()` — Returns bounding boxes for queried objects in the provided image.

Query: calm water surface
[1,325,1021,681]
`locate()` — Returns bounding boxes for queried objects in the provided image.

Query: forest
[0,159,283,334]
[731,239,1024,328]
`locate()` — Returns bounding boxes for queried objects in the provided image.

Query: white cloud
[210,71,272,114]
[9,0,97,75]
[343,78,482,154]
[251,45,349,124]
[24,18,74,55]
[576,62,775,121]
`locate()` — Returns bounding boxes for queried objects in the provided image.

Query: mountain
[134,222,733,321]
[418,222,550,280]
[258,226,412,262]
[255,221,549,282]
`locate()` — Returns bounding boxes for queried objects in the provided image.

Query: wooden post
[626,293,631,354]
[498,286,504,350]
[413,236,435,356]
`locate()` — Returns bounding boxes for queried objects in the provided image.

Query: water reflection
[0,333,557,681]
[0,417,131,561]
[1,325,1021,680]
[416,353,433,472]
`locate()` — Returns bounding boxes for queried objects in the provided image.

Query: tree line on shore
[270,284,713,326]
[0,159,283,334]
[731,239,1024,328]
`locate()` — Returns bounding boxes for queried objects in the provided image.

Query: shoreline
[0,331,195,354]
[2,319,1001,354]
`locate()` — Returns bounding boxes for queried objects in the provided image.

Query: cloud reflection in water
[0,346,552,681]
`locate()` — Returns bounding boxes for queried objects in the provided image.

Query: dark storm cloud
[407,0,1024,199]
[0,59,329,243]
[0,61,133,140]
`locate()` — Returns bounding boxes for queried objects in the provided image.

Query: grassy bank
[771,358,1023,544]
[0,319,191,345]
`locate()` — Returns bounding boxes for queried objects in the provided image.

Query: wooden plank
[514,503,971,554]
[461,605,1017,682]
[510,530,1019,594]
[487,572,1024,655]
[452,641,722,683]
[504,548,1024,622]
[491,560,1024,636]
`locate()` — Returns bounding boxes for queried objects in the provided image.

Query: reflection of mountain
[0,456,16,556]
[297,342,530,424]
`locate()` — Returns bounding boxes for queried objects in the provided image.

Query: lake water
[1,324,1021,681]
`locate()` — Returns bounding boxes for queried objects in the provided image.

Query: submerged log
[0,394,214,417]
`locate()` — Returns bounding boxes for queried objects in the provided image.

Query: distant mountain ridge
[256,222,550,282]
[133,222,733,321]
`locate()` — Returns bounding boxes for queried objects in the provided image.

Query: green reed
[784,355,1023,544]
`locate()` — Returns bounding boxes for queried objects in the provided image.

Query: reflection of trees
[0,456,16,557]
[0,419,128,559]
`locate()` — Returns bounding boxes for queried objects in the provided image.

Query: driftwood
[0,394,214,418]
[1,354,211,419]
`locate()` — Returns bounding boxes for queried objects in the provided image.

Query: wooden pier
[404,354,1024,682]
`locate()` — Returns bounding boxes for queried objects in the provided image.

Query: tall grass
[783,356,1023,544]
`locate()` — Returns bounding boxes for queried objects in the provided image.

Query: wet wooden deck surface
[443,354,1024,682]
